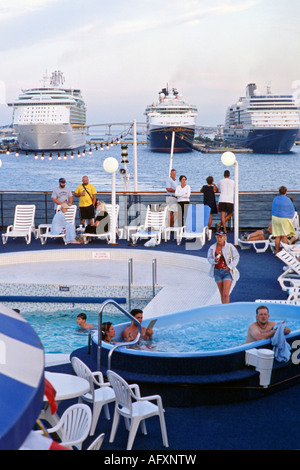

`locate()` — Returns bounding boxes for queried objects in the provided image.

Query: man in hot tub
[122,309,153,342]
[246,305,290,343]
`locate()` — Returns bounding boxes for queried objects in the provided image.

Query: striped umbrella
[0,304,44,450]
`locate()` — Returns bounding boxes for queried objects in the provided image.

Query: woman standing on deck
[200,175,218,231]
[207,231,240,304]
[272,186,296,254]
[175,175,191,226]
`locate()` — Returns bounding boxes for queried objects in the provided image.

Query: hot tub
[91,302,300,406]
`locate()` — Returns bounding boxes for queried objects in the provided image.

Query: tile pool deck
[0,247,220,316]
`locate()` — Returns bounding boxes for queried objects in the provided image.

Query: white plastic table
[40,371,90,426]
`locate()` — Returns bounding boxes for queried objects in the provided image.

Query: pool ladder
[128,257,158,311]
[97,299,142,371]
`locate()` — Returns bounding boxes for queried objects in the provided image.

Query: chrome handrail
[97,299,142,371]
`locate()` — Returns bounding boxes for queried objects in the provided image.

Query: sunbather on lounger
[241,222,272,242]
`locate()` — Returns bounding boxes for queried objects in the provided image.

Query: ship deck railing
[0,190,300,231]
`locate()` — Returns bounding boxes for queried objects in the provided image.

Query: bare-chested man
[246,305,290,343]
[122,309,153,342]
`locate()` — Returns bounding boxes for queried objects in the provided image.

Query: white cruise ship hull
[145,86,198,153]
[223,83,300,154]
[14,124,86,151]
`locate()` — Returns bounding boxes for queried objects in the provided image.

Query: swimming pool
[19,303,125,354]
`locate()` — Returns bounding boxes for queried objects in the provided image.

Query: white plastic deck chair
[87,432,105,450]
[276,248,300,292]
[38,204,77,245]
[2,204,36,245]
[37,403,92,450]
[130,205,168,245]
[238,235,270,253]
[255,286,300,305]
[71,357,116,435]
[177,204,211,247]
[107,370,169,451]
[83,204,119,244]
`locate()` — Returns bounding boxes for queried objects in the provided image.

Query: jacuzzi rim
[93,330,300,358]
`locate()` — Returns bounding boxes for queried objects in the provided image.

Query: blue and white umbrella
[0,304,44,450]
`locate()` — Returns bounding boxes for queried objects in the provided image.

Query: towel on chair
[271,322,291,362]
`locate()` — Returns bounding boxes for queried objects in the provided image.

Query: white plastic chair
[38,205,77,245]
[238,237,270,253]
[129,205,168,245]
[2,204,36,245]
[107,370,169,451]
[83,204,120,244]
[276,248,300,292]
[176,204,211,247]
[87,432,105,450]
[42,403,92,450]
[71,357,115,435]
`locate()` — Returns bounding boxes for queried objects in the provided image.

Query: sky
[0,0,299,127]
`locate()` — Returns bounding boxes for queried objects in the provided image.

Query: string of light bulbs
[0,124,134,160]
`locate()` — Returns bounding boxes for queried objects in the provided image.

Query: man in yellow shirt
[75,175,97,225]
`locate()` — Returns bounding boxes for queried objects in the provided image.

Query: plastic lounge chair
[255,286,300,305]
[39,403,92,450]
[129,205,168,246]
[176,204,211,247]
[107,370,169,451]
[279,241,300,255]
[87,432,105,450]
[276,248,300,292]
[71,357,116,436]
[38,205,77,245]
[83,204,120,244]
[2,204,36,245]
[238,235,270,253]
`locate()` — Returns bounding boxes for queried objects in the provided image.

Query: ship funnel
[246,83,257,97]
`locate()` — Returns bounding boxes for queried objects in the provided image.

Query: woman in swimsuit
[102,322,116,344]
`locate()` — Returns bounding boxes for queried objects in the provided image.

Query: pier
[192,142,253,153]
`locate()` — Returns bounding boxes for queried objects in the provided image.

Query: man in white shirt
[166,168,178,227]
[217,170,234,233]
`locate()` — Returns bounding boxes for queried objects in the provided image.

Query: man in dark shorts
[75,175,97,225]
[216,170,234,233]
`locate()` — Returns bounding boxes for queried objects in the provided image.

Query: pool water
[22,307,125,354]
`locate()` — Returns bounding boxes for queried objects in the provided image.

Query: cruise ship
[8,71,86,151]
[145,86,198,152]
[223,83,300,153]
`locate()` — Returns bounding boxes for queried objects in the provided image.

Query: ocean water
[0,143,300,193]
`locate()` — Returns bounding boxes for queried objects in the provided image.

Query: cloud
[102,0,258,36]
[0,0,62,22]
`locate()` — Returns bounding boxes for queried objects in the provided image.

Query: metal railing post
[152,258,157,298]
[128,258,133,312]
